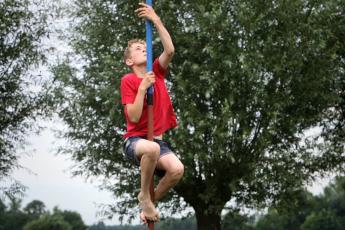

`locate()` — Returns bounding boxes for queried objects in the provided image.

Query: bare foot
[140,211,147,224]
[138,192,159,222]
[140,211,160,224]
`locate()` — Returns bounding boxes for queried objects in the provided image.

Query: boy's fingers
[146,71,154,76]
[135,8,145,14]
[137,3,153,12]
[136,10,148,17]
[138,2,149,7]
[135,6,147,12]
[136,5,148,10]
[135,5,154,18]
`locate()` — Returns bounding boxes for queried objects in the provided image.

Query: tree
[255,189,316,230]
[0,199,86,230]
[23,200,47,219]
[50,0,345,229]
[222,209,254,230]
[301,210,343,230]
[54,208,87,230]
[255,209,286,230]
[302,176,345,229]
[253,176,345,229]
[0,197,30,230]
[88,222,107,230]
[23,213,72,230]
[156,216,197,230]
[89,218,196,230]
[320,176,345,219]
[0,199,6,214]
[0,0,49,196]
[22,206,87,230]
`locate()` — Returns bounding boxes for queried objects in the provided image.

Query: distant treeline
[0,199,87,230]
[90,176,345,230]
[89,217,197,230]
[1,176,345,230]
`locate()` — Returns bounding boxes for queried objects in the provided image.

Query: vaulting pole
[145,0,154,229]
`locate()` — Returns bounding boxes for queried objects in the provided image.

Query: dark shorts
[122,136,174,177]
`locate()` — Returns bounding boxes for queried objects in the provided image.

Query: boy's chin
[133,61,147,67]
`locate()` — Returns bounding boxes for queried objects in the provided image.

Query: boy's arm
[153,18,175,70]
[136,3,175,70]
[126,72,155,123]
[126,88,146,123]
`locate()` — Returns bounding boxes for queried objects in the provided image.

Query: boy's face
[126,42,147,67]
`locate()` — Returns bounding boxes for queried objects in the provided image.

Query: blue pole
[145,1,155,230]
[146,0,154,99]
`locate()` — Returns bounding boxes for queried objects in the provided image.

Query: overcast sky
[12,120,119,225]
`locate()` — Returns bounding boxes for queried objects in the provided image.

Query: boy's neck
[132,65,147,78]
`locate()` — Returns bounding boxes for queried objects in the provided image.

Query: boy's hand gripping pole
[146,1,154,230]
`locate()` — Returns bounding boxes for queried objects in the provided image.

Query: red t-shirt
[121,58,177,138]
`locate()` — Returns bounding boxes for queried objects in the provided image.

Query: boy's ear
[125,58,133,67]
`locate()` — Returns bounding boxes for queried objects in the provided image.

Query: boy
[120,3,184,223]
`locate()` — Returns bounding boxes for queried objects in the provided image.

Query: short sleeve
[153,58,167,79]
[121,75,136,105]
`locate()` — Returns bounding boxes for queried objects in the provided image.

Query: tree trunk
[195,208,222,230]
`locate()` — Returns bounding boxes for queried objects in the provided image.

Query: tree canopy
[254,176,345,230]
[49,0,345,229]
[0,0,49,197]
[0,198,87,230]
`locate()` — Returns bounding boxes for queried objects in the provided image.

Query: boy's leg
[154,153,184,202]
[140,152,184,223]
[134,139,160,221]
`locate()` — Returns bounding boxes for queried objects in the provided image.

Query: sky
[12,120,118,226]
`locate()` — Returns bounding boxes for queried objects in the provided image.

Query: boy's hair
[123,39,146,63]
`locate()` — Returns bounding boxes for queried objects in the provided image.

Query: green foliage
[23,214,72,230]
[0,210,30,230]
[155,216,197,230]
[255,210,286,230]
[0,0,49,196]
[0,199,5,213]
[0,199,86,230]
[255,189,316,230]
[23,200,47,219]
[53,207,87,230]
[49,0,345,229]
[222,210,254,230]
[254,176,345,230]
[320,176,345,216]
[89,221,145,230]
[301,210,343,230]
[89,217,196,230]
[0,198,32,230]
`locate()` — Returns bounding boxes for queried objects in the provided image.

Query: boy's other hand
[135,3,160,22]
[139,71,155,91]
